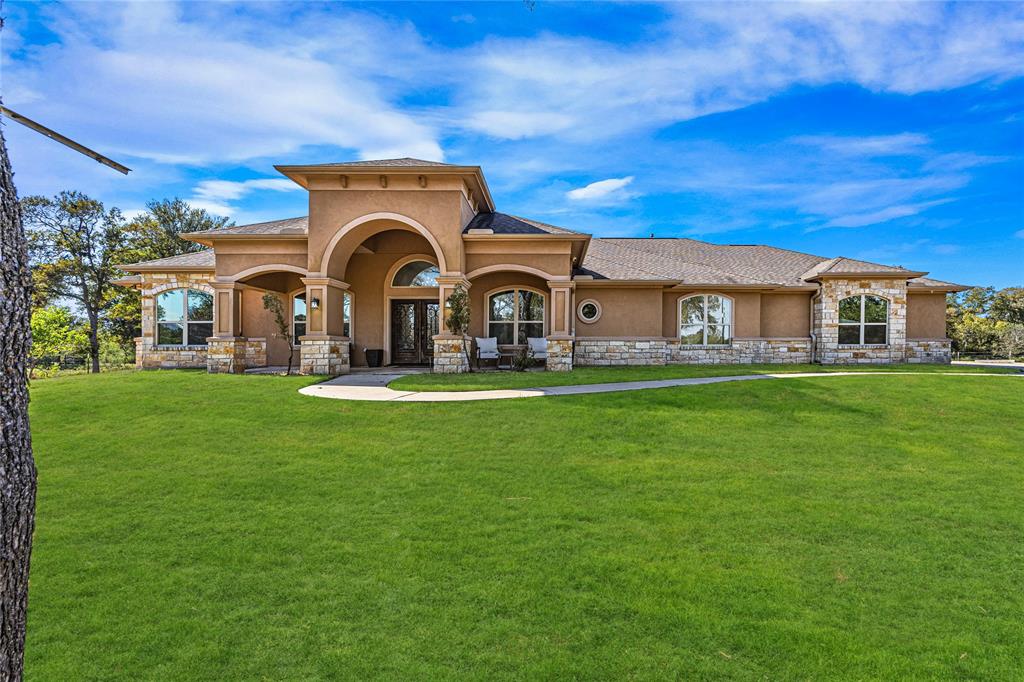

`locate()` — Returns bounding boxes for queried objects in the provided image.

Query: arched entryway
[319,215,449,367]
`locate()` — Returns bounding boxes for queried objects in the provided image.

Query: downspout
[809,287,821,364]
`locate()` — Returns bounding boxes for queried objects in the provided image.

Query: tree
[262,292,294,375]
[990,287,1024,325]
[998,324,1024,360]
[1,110,37,680]
[446,283,472,371]
[128,198,230,260]
[29,306,88,374]
[23,192,131,373]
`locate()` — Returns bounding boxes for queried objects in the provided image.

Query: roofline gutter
[805,270,928,281]
[118,265,216,273]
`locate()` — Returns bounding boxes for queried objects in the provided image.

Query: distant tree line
[23,192,230,373]
[946,287,1024,359]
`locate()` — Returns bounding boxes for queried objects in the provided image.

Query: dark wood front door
[391,300,439,365]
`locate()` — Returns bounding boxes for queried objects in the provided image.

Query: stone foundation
[905,338,952,364]
[299,336,350,376]
[574,339,668,366]
[574,338,811,366]
[136,337,208,370]
[206,337,268,374]
[545,338,574,371]
[666,338,812,364]
[433,336,470,373]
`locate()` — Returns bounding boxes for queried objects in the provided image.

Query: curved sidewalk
[298,370,1020,403]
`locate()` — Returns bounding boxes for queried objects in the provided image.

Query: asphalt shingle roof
[189,216,309,238]
[286,158,455,168]
[120,250,215,271]
[464,212,587,235]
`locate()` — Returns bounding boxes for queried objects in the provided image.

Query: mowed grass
[27,370,1024,680]
[389,361,1017,392]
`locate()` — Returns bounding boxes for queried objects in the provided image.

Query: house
[117,158,965,374]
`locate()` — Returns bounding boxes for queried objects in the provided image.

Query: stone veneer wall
[433,336,470,373]
[545,338,574,371]
[574,338,811,366]
[905,338,952,363]
[667,338,812,364]
[207,338,268,374]
[136,272,215,369]
[574,339,668,366]
[814,278,907,364]
[299,336,350,375]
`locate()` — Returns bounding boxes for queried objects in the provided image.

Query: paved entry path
[299,370,1020,403]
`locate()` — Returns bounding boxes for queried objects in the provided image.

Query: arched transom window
[679,294,733,345]
[488,289,545,345]
[392,260,440,287]
[839,295,888,344]
[157,288,213,346]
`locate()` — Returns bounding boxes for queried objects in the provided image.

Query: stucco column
[211,281,244,338]
[299,276,351,375]
[434,275,471,373]
[546,280,575,371]
[300,276,350,338]
[435,275,471,336]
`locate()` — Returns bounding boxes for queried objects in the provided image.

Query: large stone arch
[318,212,450,279]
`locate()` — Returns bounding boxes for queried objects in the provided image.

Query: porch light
[310,296,320,310]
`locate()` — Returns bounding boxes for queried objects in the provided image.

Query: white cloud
[567,176,635,202]
[188,177,301,218]
[793,134,931,156]
[3,3,443,166]
[823,199,955,229]
[453,3,1024,142]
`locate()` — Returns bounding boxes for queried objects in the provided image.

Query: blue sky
[2,1,1022,287]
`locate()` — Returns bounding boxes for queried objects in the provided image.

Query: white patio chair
[475,337,499,369]
[527,337,548,362]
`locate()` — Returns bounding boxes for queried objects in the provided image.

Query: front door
[391,300,439,364]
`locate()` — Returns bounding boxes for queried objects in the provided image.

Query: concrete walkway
[298,370,1021,403]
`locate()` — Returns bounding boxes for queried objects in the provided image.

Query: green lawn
[389,361,1018,392]
[27,371,1024,680]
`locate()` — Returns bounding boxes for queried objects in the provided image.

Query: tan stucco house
[117,158,965,374]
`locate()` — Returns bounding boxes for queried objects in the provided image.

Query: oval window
[577,299,602,323]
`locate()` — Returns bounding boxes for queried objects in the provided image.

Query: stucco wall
[309,188,466,274]
[575,287,663,337]
[213,239,308,280]
[760,293,812,337]
[907,292,948,339]
[240,288,295,366]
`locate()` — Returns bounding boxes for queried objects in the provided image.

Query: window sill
[154,345,208,351]
[673,343,733,349]
[837,344,889,349]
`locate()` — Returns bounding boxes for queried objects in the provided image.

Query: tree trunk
[0,110,38,680]
[88,315,100,373]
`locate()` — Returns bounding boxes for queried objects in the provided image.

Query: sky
[2,1,1022,287]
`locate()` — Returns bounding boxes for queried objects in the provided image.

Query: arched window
[839,295,888,344]
[679,294,732,345]
[487,289,545,345]
[157,288,213,346]
[293,292,306,343]
[392,260,440,287]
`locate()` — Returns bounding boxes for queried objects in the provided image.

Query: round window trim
[577,299,602,324]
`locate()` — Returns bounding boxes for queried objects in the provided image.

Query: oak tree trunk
[88,314,100,373]
[0,115,37,680]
